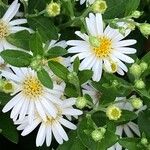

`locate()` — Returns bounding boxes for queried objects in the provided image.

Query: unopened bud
[135,79,145,89]
[131,11,142,19]
[91,129,103,142]
[75,97,87,109]
[141,138,148,146]
[131,98,143,109]
[92,0,107,14]
[139,23,150,38]
[46,2,61,17]
[89,36,100,47]
[130,63,142,79]
[140,62,148,72]
[106,105,122,120]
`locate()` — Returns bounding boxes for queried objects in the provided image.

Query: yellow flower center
[0,20,9,39]
[92,36,112,58]
[22,76,43,99]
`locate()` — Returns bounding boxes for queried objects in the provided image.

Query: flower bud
[91,129,103,142]
[140,62,148,72]
[2,81,14,94]
[139,23,150,37]
[129,63,142,79]
[75,97,87,109]
[131,11,142,18]
[30,56,43,72]
[106,105,122,120]
[134,79,145,89]
[89,36,100,47]
[131,98,143,109]
[141,138,148,146]
[92,0,107,14]
[46,2,61,17]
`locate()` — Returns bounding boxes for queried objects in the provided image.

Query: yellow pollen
[92,36,112,58]
[111,62,118,73]
[0,20,9,40]
[22,76,43,99]
[111,108,120,118]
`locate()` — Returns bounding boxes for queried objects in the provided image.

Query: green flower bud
[141,138,148,146]
[100,127,106,134]
[106,105,122,120]
[2,81,14,94]
[131,11,142,18]
[89,36,100,48]
[91,129,103,142]
[140,62,148,72]
[131,98,143,109]
[139,23,150,37]
[75,97,87,109]
[30,56,43,71]
[92,0,107,14]
[130,63,142,79]
[67,71,79,87]
[135,79,145,89]
[46,2,61,17]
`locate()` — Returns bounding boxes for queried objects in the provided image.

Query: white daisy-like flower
[1,66,65,122]
[15,98,82,147]
[108,97,146,150]
[67,13,137,81]
[76,0,95,5]
[0,0,31,51]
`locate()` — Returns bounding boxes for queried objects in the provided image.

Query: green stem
[58,6,91,29]
[26,10,46,18]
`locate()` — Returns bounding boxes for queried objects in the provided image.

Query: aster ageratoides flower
[15,99,82,147]
[2,67,65,122]
[67,13,137,81]
[0,0,31,51]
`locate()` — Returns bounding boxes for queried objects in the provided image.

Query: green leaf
[37,68,53,89]
[138,109,150,138]
[28,16,58,42]
[58,131,86,150]
[0,92,12,106]
[0,50,32,67]
[73,57,80,73]
[65,83,78,97]
[46,46,67,58]
[48,61,69,81]
[78,70,93,85]
[119,138,143,150]
[117,110,137,124]
[125,0,140,16]
[6,30,30,51]
[30,31,44,56]
[0,112,19,144]
[28,0,46,14]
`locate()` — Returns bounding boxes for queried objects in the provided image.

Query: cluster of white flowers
[0,0,82,147]
[0,0,140,149]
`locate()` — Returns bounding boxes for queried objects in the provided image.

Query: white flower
[15,98,82,147]
[67,13,137,81]
[76,0,95,5]
[0,0,31,51]
[1,66,65,122]
[108,97,146,150]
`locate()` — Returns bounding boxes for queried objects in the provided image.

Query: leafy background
[0,0,150,150]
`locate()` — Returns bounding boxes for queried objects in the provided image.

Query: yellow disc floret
[22,76,43,99]
[92,36,112,58]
